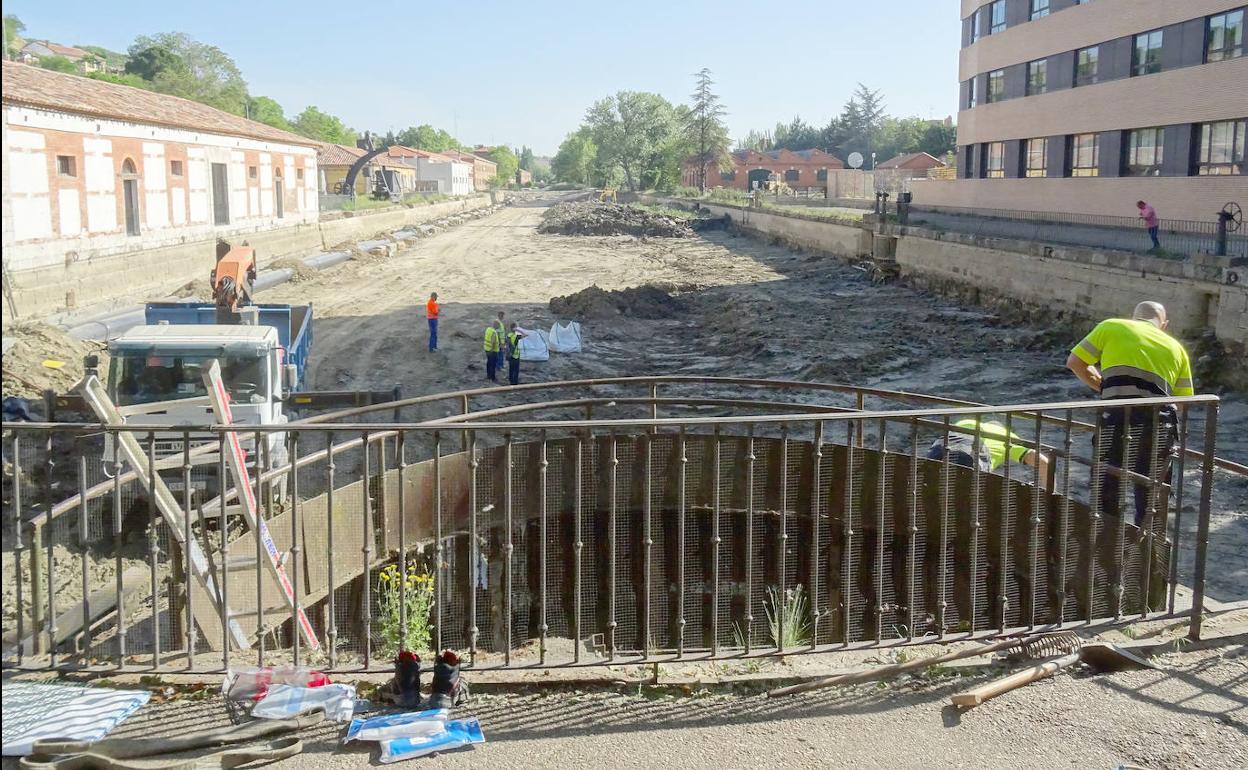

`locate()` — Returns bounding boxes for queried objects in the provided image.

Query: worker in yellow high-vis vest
[1066,301,1193,528]
[483,322,502,382]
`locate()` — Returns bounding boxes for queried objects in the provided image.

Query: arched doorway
[121,158,140,236]
[273,167,284,219]
[746,168,772,191]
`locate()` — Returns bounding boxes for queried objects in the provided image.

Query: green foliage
[292,106,356,145]
[124,43,181,80]
[685,68,732,193]
[248,96,291,131]
[86,71,151,89]
[764,585,810,648]
[585,91,686,192]
[395,124,461,152]
[376,563,435,657]
[38,55,78,74]
[552,128,599,186]
[518,145,535,171]
[128,33,248,115]
[3,14,24,59]
[489,146,519,185]
[78,44,127,70]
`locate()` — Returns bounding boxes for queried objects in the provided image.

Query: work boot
[387,650,422,709]
[424,650,466,710]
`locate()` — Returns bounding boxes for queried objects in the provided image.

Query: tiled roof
[1,61,318,147]
[877,152,945,170]
[444,149,496,167]
[728,148,844,166]
[317,143,411,169]
[45,42,91,59]
[388,146,454,162]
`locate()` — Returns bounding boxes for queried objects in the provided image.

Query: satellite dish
[848,152,864,169]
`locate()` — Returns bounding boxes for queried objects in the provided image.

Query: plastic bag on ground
[223,665,330,702]
[343,709,449,743]
[251,683,356,722]
[548,321,583,353]
[378,718,485,763]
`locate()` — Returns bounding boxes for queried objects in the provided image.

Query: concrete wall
[4,194,496,317]
[676,200,870,258]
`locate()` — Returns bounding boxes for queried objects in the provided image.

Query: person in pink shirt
[1137,200,1160,251]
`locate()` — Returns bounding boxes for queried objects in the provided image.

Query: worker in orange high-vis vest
[426,292,440,352]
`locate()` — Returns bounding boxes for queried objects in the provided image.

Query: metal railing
[906,204,1246,259]
[2,377,1241,675]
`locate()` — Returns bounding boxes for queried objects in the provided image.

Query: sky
[6,0,960,155]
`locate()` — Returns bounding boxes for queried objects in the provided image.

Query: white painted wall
[5,129,52,241]
[415,158,473,197]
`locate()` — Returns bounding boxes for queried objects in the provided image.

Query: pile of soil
[270,257,316,283]
[1,323,109,400]
[549,284,688,320]
[173,277,212,299]
[538,203,694,238]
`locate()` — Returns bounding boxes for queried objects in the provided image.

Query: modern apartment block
[912,0,1248,222]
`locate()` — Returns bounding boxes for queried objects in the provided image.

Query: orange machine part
[214,247,256,293]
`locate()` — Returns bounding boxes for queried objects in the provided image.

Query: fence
[905,204,1247,259]
[2,377,1241,674]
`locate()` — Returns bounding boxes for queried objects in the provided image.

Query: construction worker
[927,418,1052,489]
[506,323,527,386]
[426,292,440,352]
[1066,301,1193,527]
[494,311,507,370]
[483,320,502,382]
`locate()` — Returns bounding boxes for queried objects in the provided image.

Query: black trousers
[1096,404,1177,527]
[508,358,520,386]
[485,353,498,381]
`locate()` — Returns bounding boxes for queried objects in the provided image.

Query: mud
[539,202,695,238]
[550,284,688,320]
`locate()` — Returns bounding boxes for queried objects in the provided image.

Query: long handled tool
[950,640,1157,709]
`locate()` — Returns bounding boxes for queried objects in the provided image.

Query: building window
[1070,133,1100,176]
[970,11,981,42]
[1123,128,1165,176]
[1075,46,1099,86]
[985,142,1005,178]
[56,155,77,177]
[989,1,1006,34]
[248,166,258,179]
[966,78,978,109]
[1196,119,1247,175]
[1133,30,1164,76]
[1207,9,1244,62]
[720,169,737,182]
[986,70,1005,103]
[297,168,305,181]
[816,168,828,182]
[784,169,800,182]
[170,160,184,177]
[1024,138,1048,177]
[1027,60,1048,95]
[1030,0,1049,20]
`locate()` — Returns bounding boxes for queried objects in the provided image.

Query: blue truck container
[143,302,314,391]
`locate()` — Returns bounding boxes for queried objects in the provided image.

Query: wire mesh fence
[1,378,1240,674]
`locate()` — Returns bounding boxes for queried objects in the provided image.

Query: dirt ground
[258,193,1248,604]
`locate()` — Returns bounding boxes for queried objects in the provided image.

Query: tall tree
[247,96,290,131]
[685,68,731,192]
[772,116,822,151]
[124,43,181,81]
[488,146,520,186]
[291,106,355,145]
[552,128,598,185]
[129,33,248,115]
[920,121,957,159]
[518,145,535,171]
[5,14,26,60]
[396,124,461,152]
[585,91,680,192]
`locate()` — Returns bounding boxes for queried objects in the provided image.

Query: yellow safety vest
[483,326,501,353]
[1071,318,1193,399]
[508,332,522,360]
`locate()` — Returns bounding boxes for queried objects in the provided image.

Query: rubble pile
[1,323,109,399]
[538,203,695,238]
[549,284,688,320]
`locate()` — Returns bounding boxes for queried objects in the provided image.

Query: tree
[38,55,78,73]
[4,14,24,61]
[396,124,461,152]
[552,128,598,185]
[685,68,731,192]
[772,115,823,151]
[87,71,152,89]
[124,44,181,80]
[518,146,535,171]
[488,146,519,186]
[585,91,680,192]
[79,44,127,70]
[291,106,356,145]
[737,129,772,152]
[920,121,957,159]
[247,96,291,131]
[128,33,248,115]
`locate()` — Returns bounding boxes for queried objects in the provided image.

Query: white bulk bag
[548,321,583,354]
[515,327,550,362]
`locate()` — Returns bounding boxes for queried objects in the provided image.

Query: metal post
[573,432,584,663]
[467,431,479,664]
[1000,414,1014,633]
[254,431,266,667]
[361,431,373,669]
[1187,402,1217,641]
[937,417,951,637]
[776,425,788,653]
[181,433,194,666]
[79,448,92,657]
[843,421,857,644]
[433,432,444,653]
[398,432,408,654]
[906,419,918,642]
[643,428,653,658]
[608,432,618,660]
[969,416,983,633]
[1087,410,1104,624]
[325,436,337,667]
[745,427,756,652]
[712,428,722,656]
[11,435,25,664]
[146,432,159,670]
[1167,407,1189,614]
[875,419,887,641]
[1058,411,1074,624]
[217,435,228,670]
[505,432,515,665]
[1028,413,1043,629]
[538,432,548,663]
[809,422,822,649]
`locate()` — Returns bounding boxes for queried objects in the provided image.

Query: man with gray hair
[1067,301,1193,528]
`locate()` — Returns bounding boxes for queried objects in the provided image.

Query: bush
[377,563,435,656]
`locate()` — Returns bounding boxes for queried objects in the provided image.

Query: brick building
[912,0,1248,221]
[682,148,845,193]
[2,61,319,314]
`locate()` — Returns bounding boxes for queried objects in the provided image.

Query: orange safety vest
[426,299,439,319]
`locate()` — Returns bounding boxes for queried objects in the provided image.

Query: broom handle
[950,652,1081,708]
[767,634,1041,698]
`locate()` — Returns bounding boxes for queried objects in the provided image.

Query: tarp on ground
[548,321,583,353]
[515,327,550,362]
[2,681,150,756]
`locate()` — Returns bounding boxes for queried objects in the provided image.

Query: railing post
[1187,402,1218,641]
